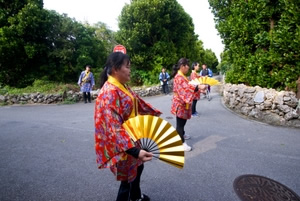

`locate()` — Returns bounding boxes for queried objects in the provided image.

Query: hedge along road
[0,86,300,201]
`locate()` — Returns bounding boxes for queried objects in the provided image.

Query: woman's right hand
[198,84,207,90]
[138,149,153,162]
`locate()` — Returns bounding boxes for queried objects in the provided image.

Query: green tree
[0,0,43,27]
[0,2,51,87]
[190,40,206,67]
[44,12,107,83]
[202,49,219,73]
[0,1,107,87]
[93,22,117,54]
[209,0,300,90]
[116,0,199,85]
[217,50,231,74]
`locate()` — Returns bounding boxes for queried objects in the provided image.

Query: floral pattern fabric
[171,72,196,119]
[94,81,161,182]
[190,70,201,100]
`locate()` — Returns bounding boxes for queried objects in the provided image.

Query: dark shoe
[194,112,199,116]
[191,114,198,117]
[134,194,150,201]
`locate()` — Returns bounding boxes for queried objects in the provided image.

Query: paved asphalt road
[1,87,300,201]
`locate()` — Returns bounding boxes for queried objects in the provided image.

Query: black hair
[99,52,130,89]
[171,58,189,77]
[191,62,199,70]
[85,64,91,68]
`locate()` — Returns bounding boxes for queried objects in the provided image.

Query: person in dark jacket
[159,67,170,95]
[78,65,95,103]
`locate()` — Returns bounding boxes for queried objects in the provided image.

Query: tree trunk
[270,19,275,31]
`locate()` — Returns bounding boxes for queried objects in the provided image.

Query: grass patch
[0,102,8,106]
[0,80,79,95]
[61,97,77,105]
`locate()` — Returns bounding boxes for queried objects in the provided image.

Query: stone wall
[131,81,173,97]
[0,92,79,105]
[223,84,300,128]
[0,83,173,105]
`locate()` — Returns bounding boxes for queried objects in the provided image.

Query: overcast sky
[43,0,224,61]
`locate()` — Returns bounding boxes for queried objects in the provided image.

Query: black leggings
[192,99,197,114]
[162,84,169,94]
[116,164,144,201]
[176,117,187,143]
[83,92,91,102]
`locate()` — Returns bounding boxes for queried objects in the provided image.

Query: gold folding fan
[198,77,220,86]
[122,115,184,169]
[190,77,220,86]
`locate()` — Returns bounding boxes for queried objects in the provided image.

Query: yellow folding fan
[190,77,220,86]
[197,76,220,86]
[122,115,184,169]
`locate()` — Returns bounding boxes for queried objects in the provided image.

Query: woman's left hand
[198,84,207,90]
[138,150,153,162]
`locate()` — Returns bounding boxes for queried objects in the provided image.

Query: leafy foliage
[217,50,231,73]
[0,2,50,87]
[116,0,216,84]
[0,79,79,95]
[209,0,300,91]
[93,22,118,53]
[44,12,107,84]
[202,49,219,73]
[0,1,110,88]
[0,0,220,88]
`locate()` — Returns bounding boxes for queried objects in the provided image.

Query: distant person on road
[171,58,206,152]
[78,65,95,103]
[190,62,201,117]
[199,63,213,93]
[159,67,170,95]
[199,64,213,77]
[95,52,161,201]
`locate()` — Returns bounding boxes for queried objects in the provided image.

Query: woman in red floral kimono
[95,52,161,201]
[190,62,201,117]
[171,58,206,152]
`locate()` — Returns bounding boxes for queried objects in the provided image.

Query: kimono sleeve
[159,73,163,81]
[166,73,170,80]
[175,76,196,104]
[137,96,162,116]
[78,71,83,85]
[90,72,95,86]
[128,88,162,116]
[94,89,135,168]
[208,69,213,77]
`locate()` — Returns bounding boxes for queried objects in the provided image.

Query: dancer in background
[171,58,206,151]
[190,62,201,117]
